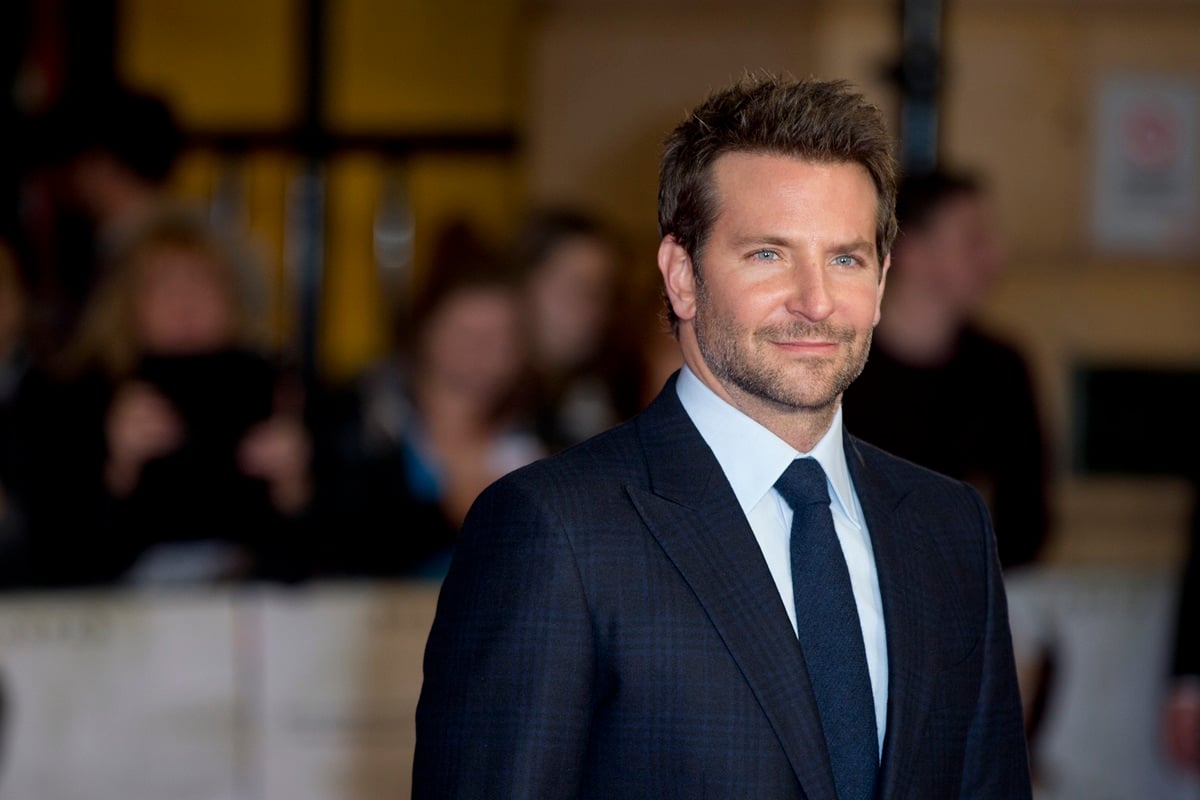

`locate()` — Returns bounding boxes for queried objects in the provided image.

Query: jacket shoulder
[849,433,995,564]
[474,416,648,512]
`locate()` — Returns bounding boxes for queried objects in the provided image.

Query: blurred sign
[1091,76,1200,255]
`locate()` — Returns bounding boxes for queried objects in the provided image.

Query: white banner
[0,591,240,800]
[0,583,441,800]
[256,584,438,800]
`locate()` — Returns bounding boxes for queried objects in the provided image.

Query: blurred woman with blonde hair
[59,209,267,380]
[21,210,313,586]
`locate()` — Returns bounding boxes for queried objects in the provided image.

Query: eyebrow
[730,234,794,249]
[730,234,875,253]
[834,238,875,254]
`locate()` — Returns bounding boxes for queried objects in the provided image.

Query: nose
[784,262,834,322]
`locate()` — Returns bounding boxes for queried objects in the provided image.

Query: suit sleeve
[413,471,595,799]
[958,487,1033,799]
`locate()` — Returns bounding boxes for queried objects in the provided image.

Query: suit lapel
[844,435,939,799]
[625,381,838,799]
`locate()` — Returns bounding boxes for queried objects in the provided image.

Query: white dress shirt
[676,365,889,753]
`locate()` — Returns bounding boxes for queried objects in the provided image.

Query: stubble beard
[693,278,872,415]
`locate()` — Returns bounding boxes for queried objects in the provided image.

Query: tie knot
[774,458,830,510]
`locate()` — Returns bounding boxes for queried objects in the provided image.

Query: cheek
[436,330,477,371]
[466,316,524,380]
[191,286,235,330]
[135,303,166,344]
[699,272,763,324]
[135,285,177,339]
[833,274,887,321]
[479,322,520,366]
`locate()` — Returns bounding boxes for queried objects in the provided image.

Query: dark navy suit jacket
[414,375,1031,798]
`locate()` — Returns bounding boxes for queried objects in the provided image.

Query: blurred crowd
[0,84,1178,600]
[0,85,1065,590]
[0,86,680,588]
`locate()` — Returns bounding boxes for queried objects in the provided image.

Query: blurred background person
[513,208,625,451]
[17,210,312,587]
[47,88,183,258]
[1165,487,1200,774]
[18,86,184,356]
[843,169,1050,570]
[0,242,31,586]
[317,221,543,578]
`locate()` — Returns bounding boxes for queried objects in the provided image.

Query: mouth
[770,339,839,353]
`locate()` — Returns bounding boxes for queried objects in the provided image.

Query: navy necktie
[775,458,877,800]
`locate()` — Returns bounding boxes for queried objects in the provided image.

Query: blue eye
[752,250,780,261]
[833,255,858,267]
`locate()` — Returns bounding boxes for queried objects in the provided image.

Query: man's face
[673,152,887,418]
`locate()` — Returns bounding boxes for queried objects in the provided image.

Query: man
[842,171,1049,569]
[22,86,184,354]
[414,76,1030,799]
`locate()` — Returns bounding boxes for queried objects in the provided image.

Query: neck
[875,279,964,366]
[746,397,837,454]
[680,344,836,454]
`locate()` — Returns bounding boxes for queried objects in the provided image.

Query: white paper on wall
[1091,75,1200,255]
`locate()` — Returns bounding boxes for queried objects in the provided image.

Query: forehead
[137,243,222,279]
[437,286,519,321]
[708,152,880,232]
[539,236,614,278]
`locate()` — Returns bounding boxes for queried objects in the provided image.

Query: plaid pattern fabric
[414,374,1031,799]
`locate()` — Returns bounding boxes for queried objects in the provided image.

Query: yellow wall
[325,0,524,132]
[119,0,525,380]
[120,0,299,128]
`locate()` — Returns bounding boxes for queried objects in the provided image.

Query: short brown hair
[658,75,898,328]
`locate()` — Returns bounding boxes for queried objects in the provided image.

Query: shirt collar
[675,365,861,528]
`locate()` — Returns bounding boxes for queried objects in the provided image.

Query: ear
[873,252,891,327]
[658,235,698,323]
